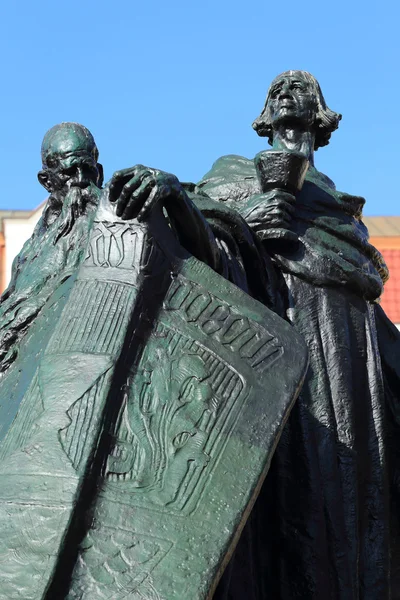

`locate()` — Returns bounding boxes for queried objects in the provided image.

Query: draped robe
[197,155,400,600]
[1,164,399,598]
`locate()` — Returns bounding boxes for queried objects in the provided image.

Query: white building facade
[0,203,44,291]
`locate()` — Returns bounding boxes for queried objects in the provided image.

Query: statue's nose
[279,82,292,98]
[70,166,89,188]
[76,167,85,182]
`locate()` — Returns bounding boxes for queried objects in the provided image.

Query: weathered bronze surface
[1,70,400,599]
[199,71,400,600]
[0,124,307,598]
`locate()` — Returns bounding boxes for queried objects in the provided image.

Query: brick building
[0,206,399,326]
[364,217,400,325]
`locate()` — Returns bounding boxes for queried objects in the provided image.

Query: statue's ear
[37,169,53,192]
[96,163,104,188]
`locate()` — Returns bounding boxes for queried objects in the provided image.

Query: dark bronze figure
[0,70,399,599]
[0,121,307,598]
[0,122,103,371]
[199,70,400,600]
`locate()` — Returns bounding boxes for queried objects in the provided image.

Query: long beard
[49,185,99,243]
[0,184,100,373]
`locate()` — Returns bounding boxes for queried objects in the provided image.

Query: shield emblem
[0,198,307,599]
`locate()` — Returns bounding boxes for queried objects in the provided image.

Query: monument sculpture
[0,121,307,598]
[199,70,400,600]
[0,123,103,372]
[0,70,398,600]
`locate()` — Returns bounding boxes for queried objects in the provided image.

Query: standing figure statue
[1,72,399,600]
[198,70,400,600]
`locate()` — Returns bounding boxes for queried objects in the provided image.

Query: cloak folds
[199,155,400,600]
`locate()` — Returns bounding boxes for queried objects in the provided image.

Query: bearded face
[0,127,103,374]
[40,144,103,232]
[50,183,100,243]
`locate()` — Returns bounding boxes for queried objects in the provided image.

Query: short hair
[41,122,99,168]
[252,70,342,150]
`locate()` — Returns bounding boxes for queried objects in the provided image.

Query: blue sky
[0,1,398,215]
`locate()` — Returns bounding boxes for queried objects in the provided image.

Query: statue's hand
[107,165,183,221]
[240,190,298,243]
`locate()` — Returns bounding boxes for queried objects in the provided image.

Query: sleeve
[186,187,279,311]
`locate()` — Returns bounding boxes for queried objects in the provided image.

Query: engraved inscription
[164,275,284,372]
[83,220,171,280]
[85,221,146,270]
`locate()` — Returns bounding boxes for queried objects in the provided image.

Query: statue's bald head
[38,122,103,193]
[41,122,98,168]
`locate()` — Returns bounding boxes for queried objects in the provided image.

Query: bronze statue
[199,70,399,600]
[0,71,398,599]
[0,122,103,371]
[0,120,307,598]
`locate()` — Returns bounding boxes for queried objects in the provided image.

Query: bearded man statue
[0,122,103,371]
